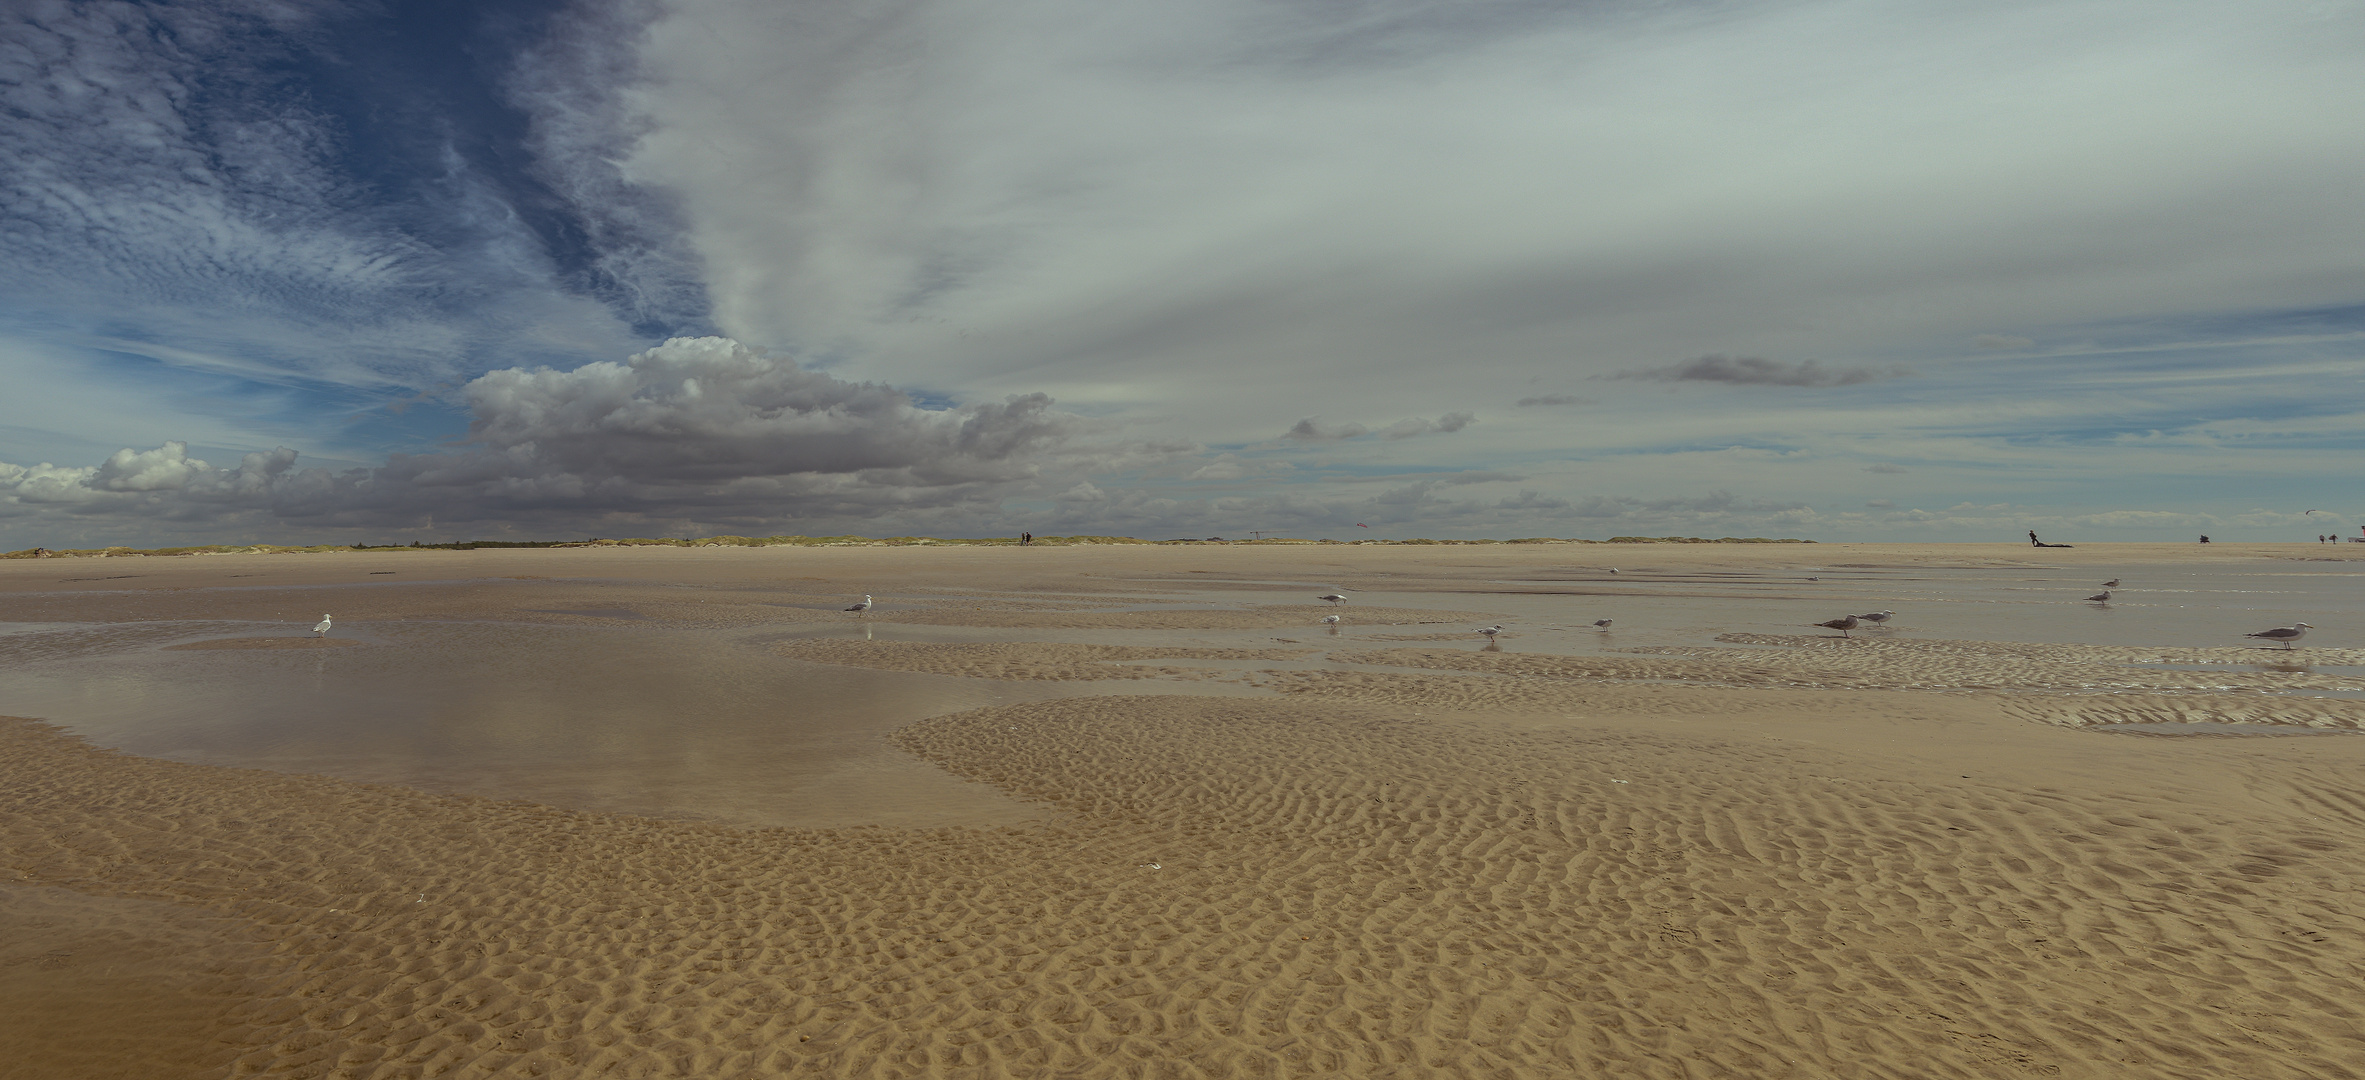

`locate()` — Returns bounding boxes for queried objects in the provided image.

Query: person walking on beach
[1021,532,1032,546]
[2029,530,2040,547]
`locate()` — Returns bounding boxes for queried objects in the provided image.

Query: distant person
[1020,532,1032,546]
[2199,535,2210,543]
[2029,530,2040,547]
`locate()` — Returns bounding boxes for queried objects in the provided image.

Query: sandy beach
[6,542,2365,1078]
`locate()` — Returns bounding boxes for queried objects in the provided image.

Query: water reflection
[0,620,1038,828]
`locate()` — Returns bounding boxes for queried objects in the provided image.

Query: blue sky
[3,0,2361,546]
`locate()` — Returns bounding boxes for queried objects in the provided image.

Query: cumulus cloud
[0,338,1091,543]
[1613,356,1911,387]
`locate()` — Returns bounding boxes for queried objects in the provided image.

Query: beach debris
[2083,591,2111,604]
[1814,615,1861,637]
[313,614,332,637]
[2245,622,2313,650]
[845,594,873,614]
[1141,862,1162,870]
[1317,593,1348,605]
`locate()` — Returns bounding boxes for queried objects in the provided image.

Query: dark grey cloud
[1284,417,1369,441]
[1286,412,1472,441]
[0,338,1092,541]
[1612,355,1911,387]
[1379,412,1475,439]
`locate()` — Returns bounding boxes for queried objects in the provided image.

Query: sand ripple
[11,691,2365,1078]
[1333,636,2365,695]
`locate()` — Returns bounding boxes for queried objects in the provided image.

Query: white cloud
[624,0,2365,449]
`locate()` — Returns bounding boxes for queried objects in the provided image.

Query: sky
[2,0,2361,547]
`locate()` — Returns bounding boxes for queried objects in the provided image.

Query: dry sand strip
[11,696,2365,1080]
[1330,638,2365,698]
[777,640,1314,681]
[871,606,1493,630]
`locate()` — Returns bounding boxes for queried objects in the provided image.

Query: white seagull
[845,594,873,613]
[1593,618,1613,631]
[1320,614,1341,626]
[2245,622,2313,650]
[1316,593,1348,605]
[2100,579,2121,588]
[1476,625,1503,641]
[1853,610,1895,624]
[1814,615,1860,637]
[312,614,332,636]
[2083,591,2111,604]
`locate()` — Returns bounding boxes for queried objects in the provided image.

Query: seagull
[1814,615,1860,637]
[1608,568,1619,574]
[1476,625,1503,642]
[1853,610,1895,624]
[2246,622,2313,650]
[1320,614,1341,626]
[2101,579,2120,588]
[2083,591,2111,604]
[1317,593,1348,605]
[1593,618,1613,631]
[845,594,873,613]
[312,614,332,637]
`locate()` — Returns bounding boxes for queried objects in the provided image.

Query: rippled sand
[6,541,2365,1078]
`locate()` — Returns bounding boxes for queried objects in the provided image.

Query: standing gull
[1814,615,1861,637]
[312,614,332,637]
[1593,618,1613,631]
[1317,593,1348,605]
[2100,579,2121,588]
[1853,610,1895,625]
[2083,591,2111,604]
[1320,614,1341,626]
[1475,625,1503,641]
[845,594,873,614]
[2245,622,2313,650]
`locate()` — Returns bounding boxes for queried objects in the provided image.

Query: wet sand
[5,542,2365,1078]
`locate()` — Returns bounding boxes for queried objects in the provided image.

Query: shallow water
[1160,562,2363,660]
[7,559,2362,824]
[0,618,1063,828]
